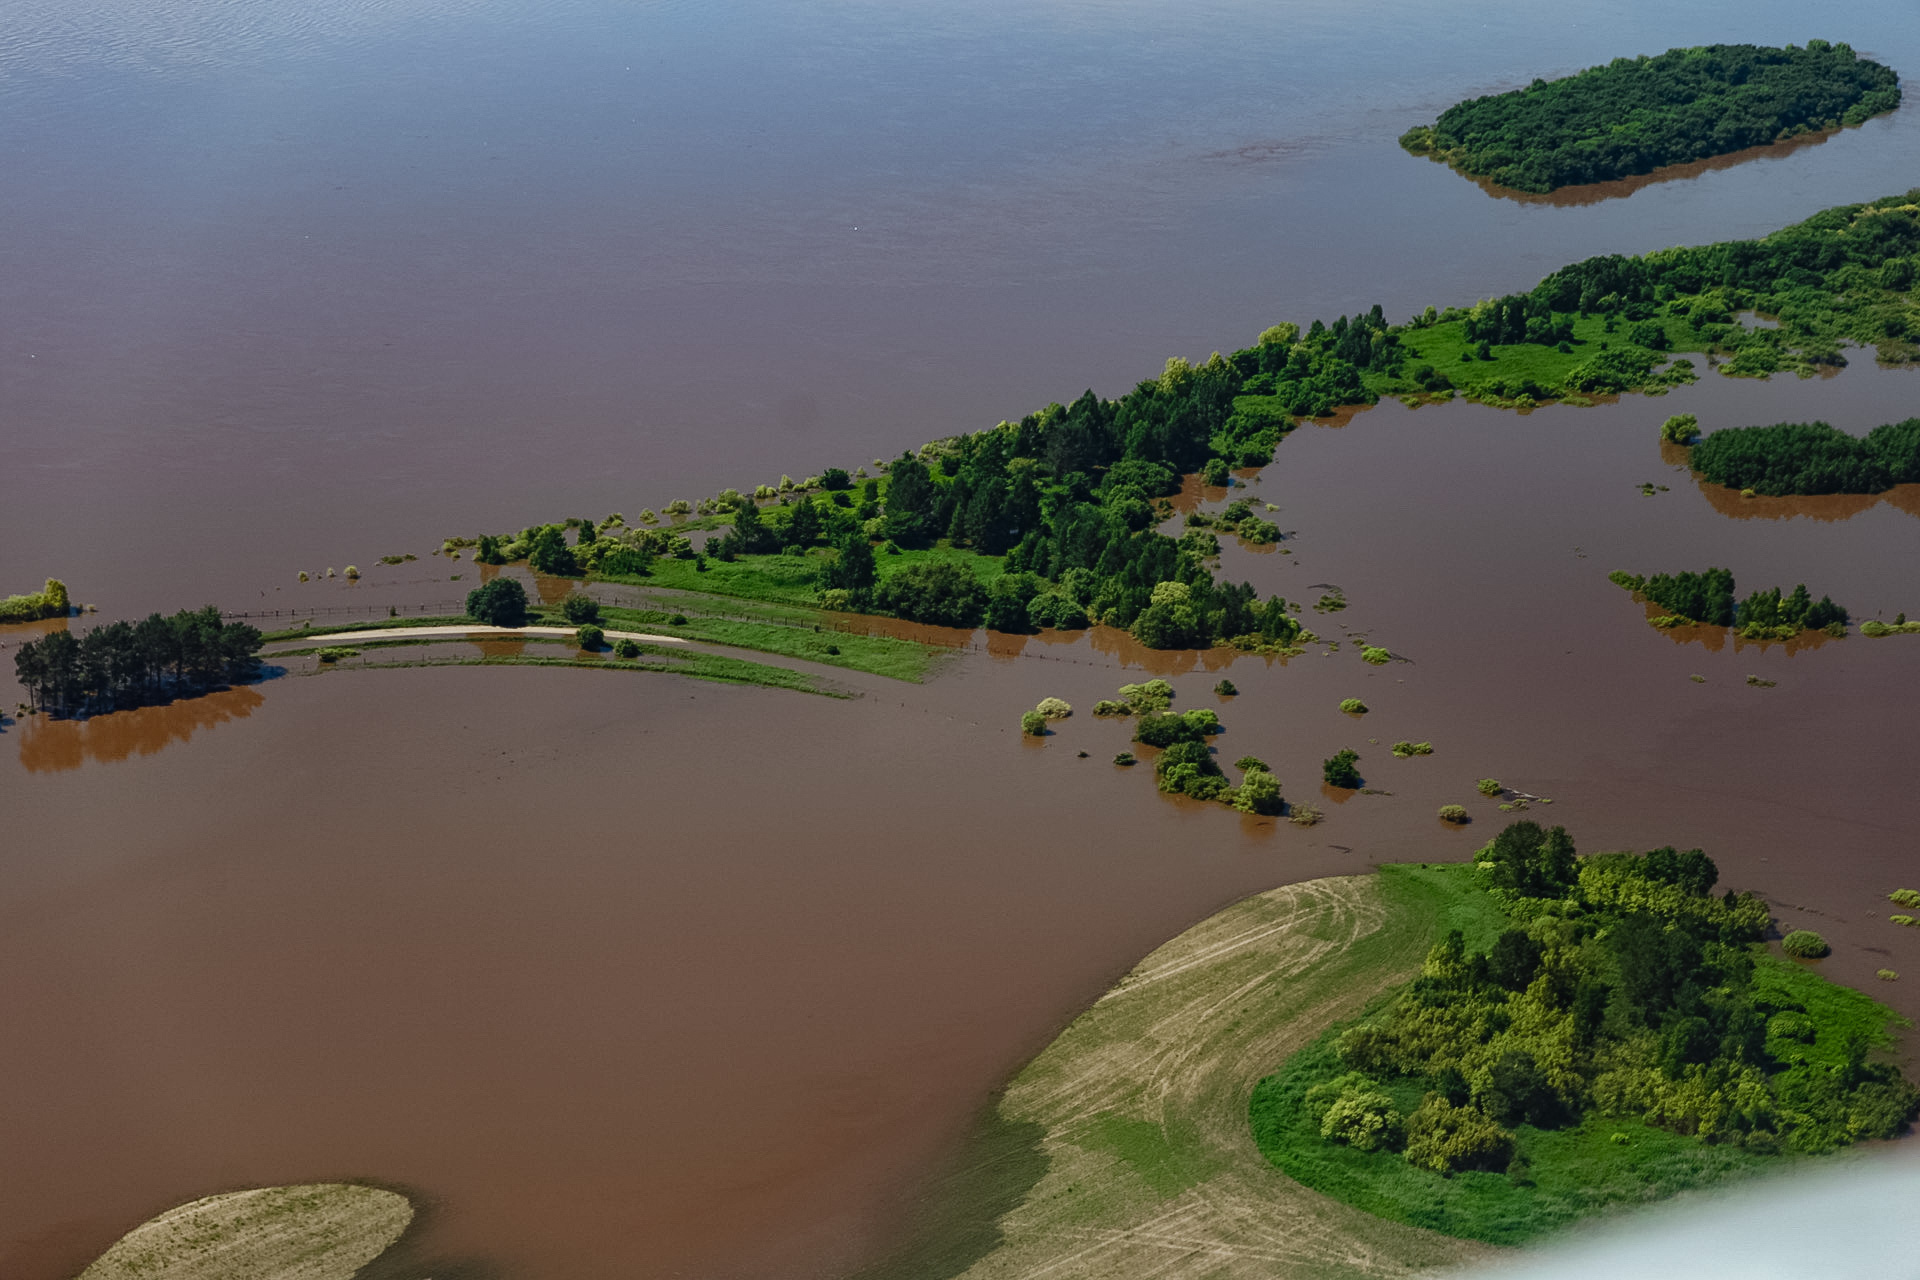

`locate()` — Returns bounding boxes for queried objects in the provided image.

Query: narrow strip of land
[76,1183,411,1280]
[269,624,688,647]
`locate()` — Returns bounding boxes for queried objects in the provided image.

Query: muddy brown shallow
[6,1,1920,1277]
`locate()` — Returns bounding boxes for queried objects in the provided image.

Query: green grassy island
[1252,822,1917,1246]
[1689,418,1920,495]
[1607,568,1847,640]
[1401,42,1900,193]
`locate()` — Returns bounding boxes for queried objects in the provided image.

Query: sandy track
[952,876,1489,1280]
[268,624,689,647]
[77,1183,412,1280]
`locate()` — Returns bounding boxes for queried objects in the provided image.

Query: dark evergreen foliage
[1691,418,1920,495]
[465,577,530,627]
[13,606,263,717]
[1402,42,1901,193]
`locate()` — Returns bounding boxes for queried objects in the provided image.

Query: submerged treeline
[452,190,1920,649]
[1608,568,1847,639]
[1401,42,1900,193]
[0,578,70,624]
[1689,418,1920,495]
[12,606,264,716]
[1255,824,1917,1240]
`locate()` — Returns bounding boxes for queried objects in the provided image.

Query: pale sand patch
[950,876,1490,1280]
[77,1183,412,1280]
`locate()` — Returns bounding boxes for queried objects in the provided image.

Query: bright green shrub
[1391,740,1433,758]
[1403,1097,1514,1174]
[1890,889,1920,909]
[1477,778,1502,796]
[1339,698,1367,714]
[1320,1089,1405,1152]
[1438,805,1470,824]
[1361,646,1391,665]
[1233,755,1269,773]
[1118,679,1174,714]
[1020,710,1047,736]
[1782,930,1830,959]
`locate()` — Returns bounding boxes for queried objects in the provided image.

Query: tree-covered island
[1687,418,1920,495]
[13,606,263,716]
[1253,822,1918,1244]
[1608,568,1847,640]
[1401,42,1901,193]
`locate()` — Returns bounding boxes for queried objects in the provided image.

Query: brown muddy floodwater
[6,1,1920,1277]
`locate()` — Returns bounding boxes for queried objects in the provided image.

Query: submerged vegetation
[13,606,263,716]
[1609,568,1847,639]
[1400,43,1900,193]
[0,577,70,624]
[1253,822,1918,1244]
[1689,418,1920,496]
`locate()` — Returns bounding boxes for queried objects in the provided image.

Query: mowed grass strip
[863,866,1500,1280]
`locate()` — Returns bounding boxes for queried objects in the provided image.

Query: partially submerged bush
[613,638,641,659]
[1113,751,1136,766]
[1020,710,1047,736]
[1361,646,1392,665]
[575,623,605,651]
[1234,768,1284,816]
[1476,778,1503,796]
[1092,699,1131,716]
[1214,678,1238,696]
[1323,748,1361,789]
[1660,413,1700,445]
[1781,929,1830,959]
[1118,679,1174,714]
[1288,802,1323,826]
[1233,755,1269,773]
[1034,697,1072,720]
[1339,697,1367,714]
[1891,889,1920,909]
[1391,740,1434,758]
[1438,804,1470,824]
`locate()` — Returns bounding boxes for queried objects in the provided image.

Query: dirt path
[268,624,689,647]
[947,875,1489,1280]
[76,1184,412,1280]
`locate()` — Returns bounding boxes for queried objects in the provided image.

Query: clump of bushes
[315,647,359,664]
[1438,804,1470,824]
[1781,930,1830,959]
[1391,741,1434,758]
[1155,740,1227,800]
[1660,413,1700,445]
[575,624,605,651]
[1034,696,1072,719]
[0,578,71,623]
[560,593,601,624]
[343,565,361,580]
[1234,767,1284,816]
[1323,748,1361,789]
[1477,778,1503,796]
[1361,646,1392,665]
[1092,699,1132,716]
[465,577,530,627]
[1889,889,1920,909]
[1113,751,1136,766]
[1214,678,1238,696]
[1339,698,1367,714]
[1020,710,1047,736]
[1135,708,1219,747]
[613,638,641,659]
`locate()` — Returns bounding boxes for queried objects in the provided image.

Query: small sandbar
[77,1183,412,1280]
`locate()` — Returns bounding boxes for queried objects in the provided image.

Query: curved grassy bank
[76,1183,411,1280]
[857,866,1503,1280]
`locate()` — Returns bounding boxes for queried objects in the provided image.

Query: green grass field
[1396,314,1708,399]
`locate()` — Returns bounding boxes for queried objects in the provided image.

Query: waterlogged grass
[320,651,844,696]
[1252,1035,1772,1246]
[589,604,939,682]
[1397,313,1705,400]
[1754,950,1907,1069]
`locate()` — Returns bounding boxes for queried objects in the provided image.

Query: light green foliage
[1880,970,1899,982]
[1890,889,1920,909]
[1862,619,1920,637]
[1233,755,1269,773]
[1091,699,1131,716]
[1034,696,1072,719]
[1339,698,1368,714]
[1155,739,1225,798]
[1118,679,1174,714]
[1782,930,1830,959]
[1662,413,1700,444]
[1314,1080,1405,1153]
[1477,778,1503,796]
[1892,915,1916,927]
[1361,646,1392,665]
[1438,804,1470,824]
[1391,741,1434,758]
[1402,1097,1515,1174]
[1233,769,1284,816]
[0,578,72,623]
[1020,710,1047,736]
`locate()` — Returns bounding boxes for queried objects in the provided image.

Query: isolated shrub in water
[1092,699,1131,716]
[1782,930,1830,959]
[1391,740,1434,758]
[1438,804,1470,824]
[1119,679,1174,714]
[576,624,605,651]
[1214,678,1238,696]
[560,593,600,624]
[1233,755,1269,773]
[1361,646,1391,665]
[1477,778,1503,796]
[1035,697,1072,720]
[465,577,529,627]
[1323,748,1361,789]
[1234,769,1284,816]
[1113,751,1135,766]
[1020,710,1047,736]
[1661,413,1700,445]
[1339,697,1367,714]
[1288,802,1323,826]
[1890,889,1920,909]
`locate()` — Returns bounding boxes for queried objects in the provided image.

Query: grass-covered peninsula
[1253,823,1916,1245]
[1401,42,1900,193]
[1607,568,1847,640]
